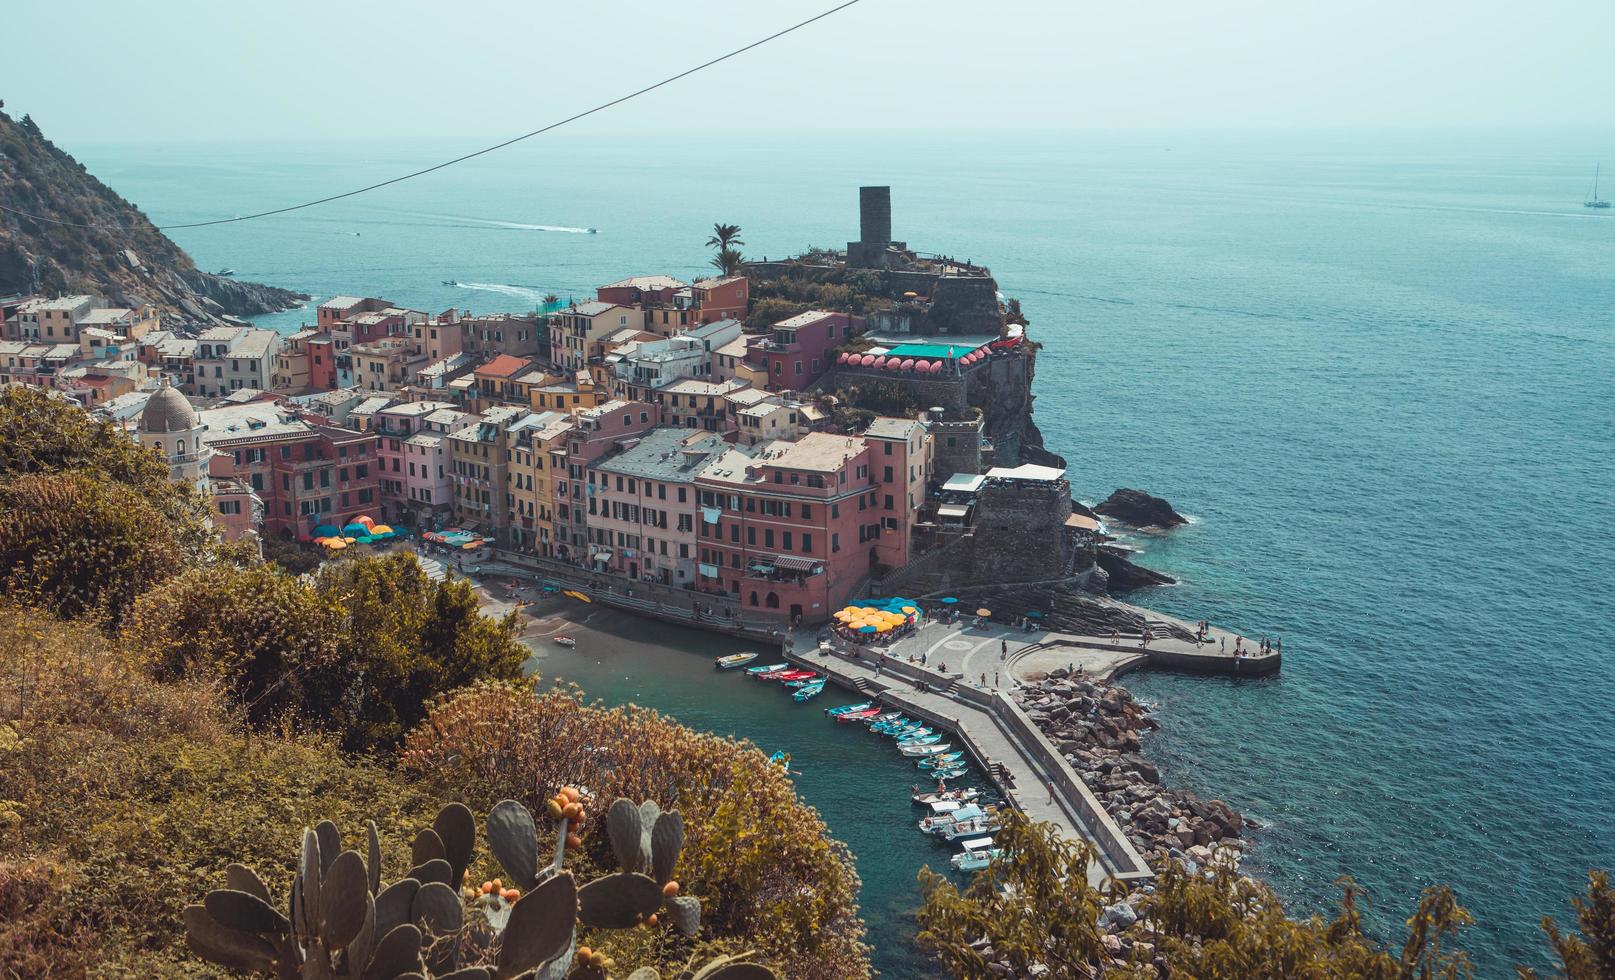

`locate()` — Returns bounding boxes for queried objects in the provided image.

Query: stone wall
[971,480,1072,581]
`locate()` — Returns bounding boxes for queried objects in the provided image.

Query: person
[1220,636,1226,653]
[1111,629,1120,645]
[1276,637,1282,654]
[1000,638,1008,658]
[1047,782,1055,806]
[993,671,999,687]
[979,672,987,687]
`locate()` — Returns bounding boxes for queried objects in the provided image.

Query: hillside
[0,108,304,323]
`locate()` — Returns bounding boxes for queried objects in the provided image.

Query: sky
[7,0,1615,143]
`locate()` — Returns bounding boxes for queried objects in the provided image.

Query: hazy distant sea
[77,129,1615,975]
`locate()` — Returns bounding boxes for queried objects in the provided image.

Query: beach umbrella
[314,524,339,537]
[885,359,903,373]
[352,515,375,528]
[860,354,877,367]
[902,606,918,614]
[899,358,916,372]
[976,608,992,617]
[342,522,367,536]
[858,625,877,634]
[371,524,394,535]
[324,539,347,550]
[354,535,375,544]
[940,597,959,605]
[1025,610,1043,619]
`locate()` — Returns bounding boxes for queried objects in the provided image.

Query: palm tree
[705,223,744,251]
[710,248,743,276]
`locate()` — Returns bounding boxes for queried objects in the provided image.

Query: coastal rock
[1095,546,1176,590]
[1094,489,1188,529]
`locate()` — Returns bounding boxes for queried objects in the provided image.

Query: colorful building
[588,428,725,584]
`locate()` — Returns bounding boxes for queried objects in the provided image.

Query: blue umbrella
[1025,610,1043,618]
[858,625,878,634]
[940,597,959,605]
[314,524,340,537]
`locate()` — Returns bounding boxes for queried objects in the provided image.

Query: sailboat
[1586,164,1611,209]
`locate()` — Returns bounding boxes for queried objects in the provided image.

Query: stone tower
[138,380,210,491]
[849,185,902,268]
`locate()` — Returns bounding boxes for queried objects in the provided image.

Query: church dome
[140,383,198,433]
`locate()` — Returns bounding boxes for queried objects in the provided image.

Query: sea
[74,129,1615,976]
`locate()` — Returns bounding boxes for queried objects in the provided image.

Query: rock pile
[1013,668,1255,870]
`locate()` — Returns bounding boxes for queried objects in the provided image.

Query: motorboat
[912,787,981,807]
[825,701,873,716]
[715,653,759,670]
[870,715,911,732]
[900,742,953,757]
[746,662,788,675]
[836,707,883,723]
[776,669,817,683]
[865,711,904,727]
[941,815,1000,841]
[553,635,576,647]
[783,674,821,688]
[792,680,826,702]
[755,667,794,680]
[918,752,966,770]
[918,803,986,834]
[929,764,969,779]
[897,734,941,748]
[951,836,1000,872]
[895,728,935,742]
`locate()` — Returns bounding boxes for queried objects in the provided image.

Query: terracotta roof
[476,354,531,378]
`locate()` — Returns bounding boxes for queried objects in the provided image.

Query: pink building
[745,310,857,391]
[695,432,887,622]
[588,428,725,584]
[550,399,658,560]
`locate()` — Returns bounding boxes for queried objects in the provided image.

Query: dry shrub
[0,856,101,978]
[402,681,872,979]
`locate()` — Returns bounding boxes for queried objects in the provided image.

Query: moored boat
[918,752,966,770]
[895,728,935,742]
[913,787,982,807]
[783,674,821,688]
[825,701,873,716]
[715,652,759,670]
[553,635,576,647]
[755,667,794,680]
[836,707,882,722]
[865,711,904,727]
[940,815,1000,841]
[776,669,817,683]
[746,662,787,675]
[951,836,1000,872]
[792,681,826,702]
[900,741,953,757]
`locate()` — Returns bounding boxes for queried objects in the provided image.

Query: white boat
[1587,163,1611,209]
[913,787,981,807]
[951,836,1001,872]
[553,635,576,647]
[715,652,759,670]
[900,742,953,757]
[941,815,1000,841]
[895,728,935,742]
[918,803,985,834]
[746,662,788,675]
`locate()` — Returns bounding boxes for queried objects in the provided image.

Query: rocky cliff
[0,109,305,324]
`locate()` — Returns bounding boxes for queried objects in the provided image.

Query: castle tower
[138,380,210,491]
[849,185,899,268]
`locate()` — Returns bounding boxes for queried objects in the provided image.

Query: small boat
[871,718,913,734]
[784,674,821,688]
[793,681,826,702]
[930,766,968,782]
[897,734,941,749]
[826,701,873,716]
[913,787,982,807]
[896,728,935,742]
[917,802,970,833]
[1587,163,1611,209]
[941,816,1000,841]
[715,653,759,670]
[553,635,577,647]
[776,669,817,682]
[889,723,931,738]
[216,268,236,277]
[768,750,788,766]
[950,836,1000,872]
[747,662,788,675]
[901,742,953,757]
[865,711,904,727]
[442,279,458,286]
[836,707,882,722]
[919,752,966,770]
[586,227,598,234]
[755,667,794,680]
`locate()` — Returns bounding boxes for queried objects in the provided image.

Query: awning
[773,555,820,572]
[941,473,985,494]
[593,549,614,560]
[1064,513,1100,532]
[937,503,972,519]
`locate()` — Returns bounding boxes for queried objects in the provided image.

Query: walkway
[786,626,1153,887]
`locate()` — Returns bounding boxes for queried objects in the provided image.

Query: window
[782,531,793,551]
[832,533,840,553]
[218,500,241,515]
[802,533,813,553]
[747,527,756,545]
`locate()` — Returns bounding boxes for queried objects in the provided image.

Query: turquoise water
[77,130,1615,975]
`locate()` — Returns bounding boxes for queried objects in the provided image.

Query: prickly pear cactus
[184,794,776,980]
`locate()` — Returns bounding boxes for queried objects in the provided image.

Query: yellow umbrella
[875,621,894,632]
[976,608,992,617]
[901,606,918,615]
[343,536,357,544]
[325,539,348,550]
[371,524,394,535]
